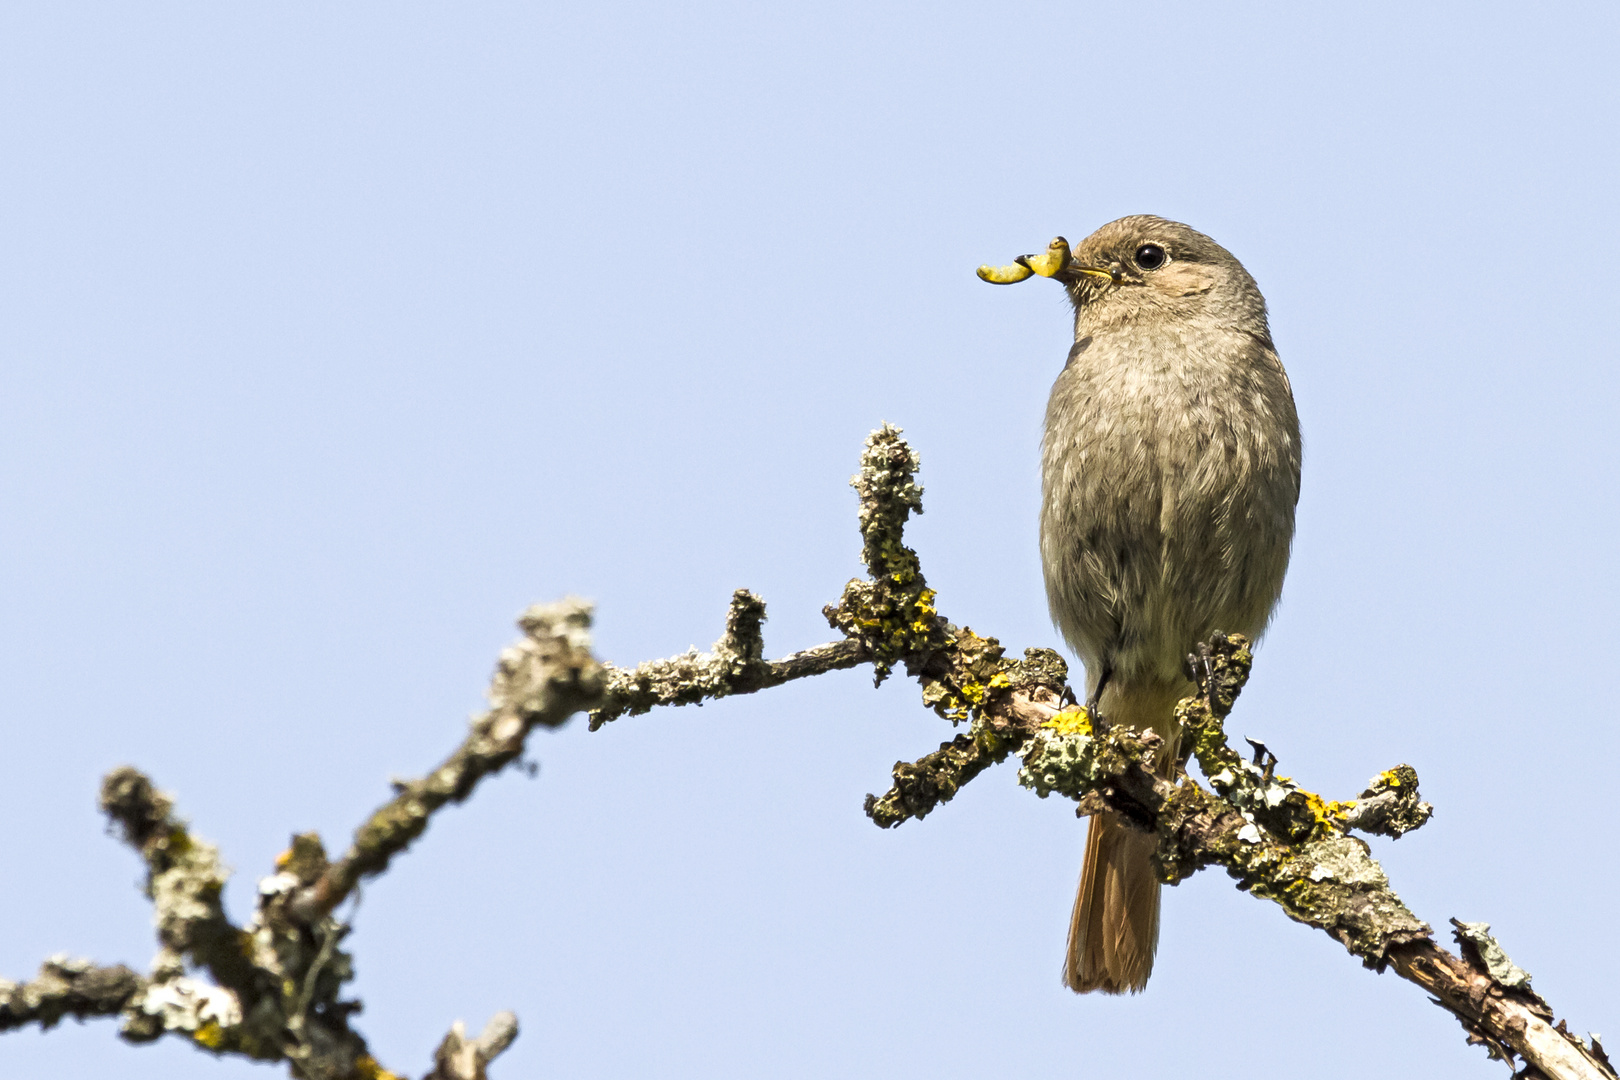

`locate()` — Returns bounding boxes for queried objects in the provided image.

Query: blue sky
[2,3,1616,1077]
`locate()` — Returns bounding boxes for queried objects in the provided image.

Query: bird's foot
[1183,640,1217,695]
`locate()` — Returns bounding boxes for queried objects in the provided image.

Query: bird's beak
[977,237,1120,286]
[1069,264,1119,285]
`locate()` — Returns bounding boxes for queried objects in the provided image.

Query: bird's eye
[1134,244,1167,270]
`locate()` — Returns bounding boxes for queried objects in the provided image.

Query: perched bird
[996,216,1301,993]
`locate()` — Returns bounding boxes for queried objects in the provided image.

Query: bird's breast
[1039,325,1300,682]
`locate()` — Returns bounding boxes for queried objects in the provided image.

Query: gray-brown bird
[1001,215,1301,993]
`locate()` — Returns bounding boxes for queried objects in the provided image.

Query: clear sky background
[2,3,1616,1078]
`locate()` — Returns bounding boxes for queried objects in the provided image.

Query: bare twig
[1391,932,1611,1080]
[425,1012,520,1080]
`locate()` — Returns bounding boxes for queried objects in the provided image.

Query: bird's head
[980,215,1271,343]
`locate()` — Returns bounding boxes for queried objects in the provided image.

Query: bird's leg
[1084,665,1113,733]
[1183,641,1215,698]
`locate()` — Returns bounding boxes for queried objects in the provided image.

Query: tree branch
[424,1012,520,1080]
[288,597,604,924]
[587,425,1612,1080]
[2,598,604,1079]
[4,424,1608,1080]
[0,957,145,1033]
[588,589,866,730]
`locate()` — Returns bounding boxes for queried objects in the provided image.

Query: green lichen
[825,426,953,684]
[1451,920,1535,992]
[864,631,1079,829]
[1016,718,1159,805]
[1175,633,1370,844]
[1153,783,1429,967]
[1018,728,1098,801]
[864,732,995,828]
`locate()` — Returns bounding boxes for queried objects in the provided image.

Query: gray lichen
[292,596,605,924]
[0,956,145,1033]
[1342,765,1434,839]
[589,592,865,730]
[425,1012,520,1080]
[1452,919,1535,992]
[823,425,952,685]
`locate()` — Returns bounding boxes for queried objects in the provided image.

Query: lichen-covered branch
[1016,633,1609,1080]
[2,598,598,1078]
[584,424,1608,1080]
[98,767,266,1012]
[0,957,145,1032]
[1173,635,1433,845]
[863,645,1074,827]
[289,598,604,924]
[589,589,866,730]
[1013,676,1431,969]
[424,1012,520,1080]
[6,424,1608,1080]
[39,772,375,1072]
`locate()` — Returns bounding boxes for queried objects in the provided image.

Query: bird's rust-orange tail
[1066,810,1160,993]
[1063,679,1185,994]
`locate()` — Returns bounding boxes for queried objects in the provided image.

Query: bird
[988,216,1301,993]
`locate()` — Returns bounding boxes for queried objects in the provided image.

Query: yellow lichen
[192,1020,225,1049]
[355,1055,405,1080]
[1302,789,1353,836]
[1042,707,1093,737]
[909,588,938,632]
